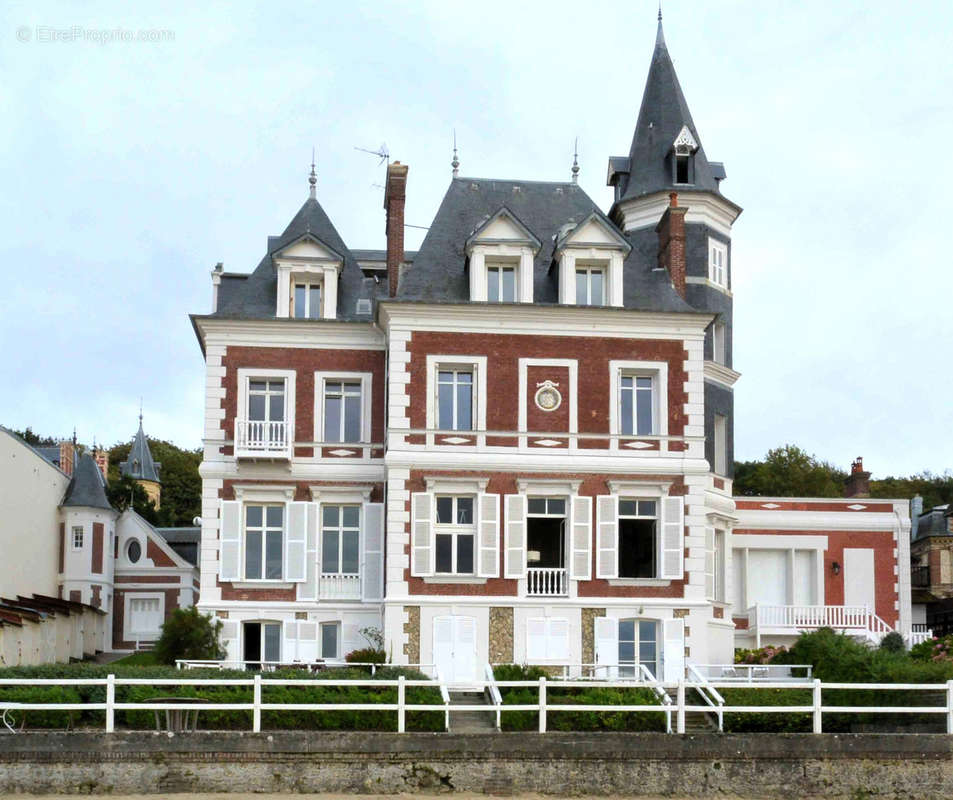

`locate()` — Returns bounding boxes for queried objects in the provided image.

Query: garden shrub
[153,606,225,665]
[345,648,387,669]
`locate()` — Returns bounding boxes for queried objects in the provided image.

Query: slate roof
[155,527,200,566]
[350,249,417,263]
[119,420,161,483]
[612,20,721,203]
[35,446,61,467]
[211,195,386,322]
[0,426,68,477]
[396,177,695,313]
[62,453,113,510]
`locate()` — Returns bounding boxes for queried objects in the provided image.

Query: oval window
[126,539,142,564]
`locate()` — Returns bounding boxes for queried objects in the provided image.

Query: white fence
[526,567,568,596]
[4,673,953,735]
[234,419,292,458]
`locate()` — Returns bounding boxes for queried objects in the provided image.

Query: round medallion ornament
[534,381,562,412]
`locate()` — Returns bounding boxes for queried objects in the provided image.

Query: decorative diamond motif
[624,441,654,449]
[329,449,355,457]
[761,503,781,509]
[441,436,470,444]
[847,504,867,511]
[533,439,563,447]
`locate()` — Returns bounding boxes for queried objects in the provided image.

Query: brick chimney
[93,447,109,483]
[845,456,871,498]
[384,161,408,297]
[58,440,74,477]
[655,192,687,299]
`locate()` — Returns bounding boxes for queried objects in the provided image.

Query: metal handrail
[687,664,723,731]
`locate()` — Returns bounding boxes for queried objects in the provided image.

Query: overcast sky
[2,1,950,478]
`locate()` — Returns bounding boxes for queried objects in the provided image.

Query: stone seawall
[1,732,952,798]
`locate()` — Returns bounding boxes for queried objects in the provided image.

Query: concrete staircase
[447,691,497,733]
[665,688,719,733]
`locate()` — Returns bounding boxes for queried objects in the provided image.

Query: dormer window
[554,212,631,308]
[671,125,698,186]
[487,262,517,303]
[293,281,322,319]
[675,154,691,184]
[575,265,606,307]
[465,207,540,304]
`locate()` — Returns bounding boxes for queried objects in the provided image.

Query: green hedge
[0,664,442,732]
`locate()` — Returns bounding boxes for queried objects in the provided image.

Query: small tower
[119,414,162,508]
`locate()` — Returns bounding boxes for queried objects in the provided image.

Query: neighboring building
[0,422,199,664]
[190,17,914,678]
[910,497,953,636]
[120,414,162,508]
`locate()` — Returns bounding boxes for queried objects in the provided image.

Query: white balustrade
[319,573,361,600]
[526,567,568,596]
[234,419,292,458]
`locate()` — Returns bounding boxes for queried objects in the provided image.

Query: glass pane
[637,501,656,517]
[618,500,637,517]
[575,270,587,304]
[639,620,657,645]
[266,506,283,528]
[639,641,656,663]
[264,624,281,662]
[322,505,339,527]
[547,499,565,516]
[269,393,284,422]
[501,267,515,302]
[245,530,262,579]
[435,534,453,572]
[618,619,635,642]
[457,371,472,385]
[636,377,652,389]
[309,286,321,318]
[249,380,266,392]
[246,506,263,527]
[620,387,633,435]
[321,624,338,659]
[527,498,546,515]
[590,270,603,305]
[325,396,341,442]
[436,497,453,524]
[456,382,472,430]
[487,269,499,303]
[294,285,306,318]
[457,534,474,574]
[438,371,453,383]
[344,395,362,442]
[456,497,473,524]
[636,390,653,435]
[322,531,340,573]
[265,530,283,579]
[342,531,360,574]
[342,506,360,528]
[326,382,341,395]
[438,383,453,429]
[618,641,635,663]
[249,394,266,421]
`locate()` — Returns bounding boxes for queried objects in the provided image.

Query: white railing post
[538,676,547,733]
[398,675,406,733]
[676,680,685,734]
[253,674,262,732]
[947,680,953,735]
[812,678,822,734]
[105,674,115,733]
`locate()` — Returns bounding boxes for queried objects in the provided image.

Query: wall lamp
[831,561,841,576]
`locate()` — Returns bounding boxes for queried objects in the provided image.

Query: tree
[733,445,848,497]
[871,472,953,511]
[11,427,57,447]
[153,606,225,664]
[107,437,201,526]
[105,474,159,524]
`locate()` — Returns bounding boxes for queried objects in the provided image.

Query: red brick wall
[221,346,385,456]
[147,538,176,568]
[406,332,688,436]
[92,523,104,575]
[112,586,188,650]
[525,365,570,433]
[404,470,688,598]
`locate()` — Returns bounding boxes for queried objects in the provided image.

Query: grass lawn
[112,651,161,666]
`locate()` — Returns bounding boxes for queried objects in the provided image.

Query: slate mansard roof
[396,177,694,313]
[120,420,161,483]
[62,453,113,511]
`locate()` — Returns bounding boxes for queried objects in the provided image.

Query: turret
[120,414,162,508]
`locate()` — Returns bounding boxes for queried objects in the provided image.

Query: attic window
[675,155,691,184]
[132,459,140,476]
[294,282,322,319]
[672,125,697,186]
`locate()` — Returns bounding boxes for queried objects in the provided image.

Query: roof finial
[139,397,143,427]
[571,138,580,184]
[658,0,662,23]
[451,130,460,178]
[72,427,77,448]
[308,148,317,199]
[656,1,666,47]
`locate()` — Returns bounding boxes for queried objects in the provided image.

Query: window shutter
[596,495,619,579]
[283,621,298,662]
[219,500,241,582]
[594,616,618,679]
[299,502,319,601]
[362,502,384,601]
[504,494,527,578]
[659,495,685,579]
[476,493,501,578]
[297,621,318,663]
[570,495,592,580]
[220,620,239,663]
[411,492,434,576]
[704,526,715,600]
[549,618,571,662]
[285,501,308,582]
[662,618,685,683]
[526,618,547,662]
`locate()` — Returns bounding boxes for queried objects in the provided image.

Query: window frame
[242,502,285,582]
[293,279,323,319]
[237,368,296,430]
[713,414,728,475]
[574,264,606,307]
[71,525,84,551]
[125,538,142,564]
[712,321,727,365]
[123,592,166,641]
[425,355,488,438]
[433,495,476,575]
[486,262,518,303]
[320,621,341,659]
[609,361,668,441]
[314,371,372,444]
[617,498,658,579]
[708,238,728,288]
[617,618,659,679]
[320,504,362,576]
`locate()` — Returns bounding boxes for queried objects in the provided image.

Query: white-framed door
[843,548,876,611]
[433,615,477,684]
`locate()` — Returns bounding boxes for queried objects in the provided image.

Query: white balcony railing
[747,604,898,647]
[234,419,292,459]
[319,573,361,600]
[527,567,568,597]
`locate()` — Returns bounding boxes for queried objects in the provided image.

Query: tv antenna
[354,143,389,165]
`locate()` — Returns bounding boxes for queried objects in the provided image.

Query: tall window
[713,530,725,603]
[713,414,727,475]
[324,381,362,442]
[487,264,516,302]
[320,621,341,659]
[709,240,727,288]
[322,505,360,575]
[618,619,658,678]
[712,321,726,364]
[243,621,280,665]
[294,282,322,319]
[248,380,285,424]
[244,504,283,580]
[618,499,657,578]
[434,496,474,574]
[72,526,84,550]
[575,266,605,306]
[437,369,473,431]
[620,374,655,435]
